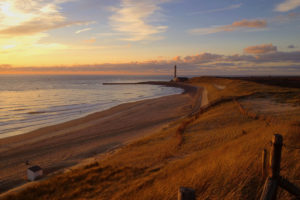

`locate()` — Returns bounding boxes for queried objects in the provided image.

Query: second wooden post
[260,134,283,200]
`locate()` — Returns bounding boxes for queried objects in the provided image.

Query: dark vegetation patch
[230,76,300,89]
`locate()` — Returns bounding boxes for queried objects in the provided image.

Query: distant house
[27,165,43,181]
[173,77,189,82]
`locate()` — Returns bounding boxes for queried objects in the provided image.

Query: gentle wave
[0,75,182,139]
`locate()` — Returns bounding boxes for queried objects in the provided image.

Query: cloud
[109,0,170,41]
[183,53,223,64]
[0,64,11,69]
[0,32,68,58]
[189,3,242,15]
[244,44,277,54]
[225,51,300,63]
[172,56,182,62]
[230,19,267,28]
[2,48,300,75]
[0,0,96,58]
[275,0,300,12]
[288,44,296,48]
[83,38,96,44]
[75,28,92,34]
[174,46,300,65]
[273,12,300,23]
[0,20,88,36]
[0,0,91,36]
[189,19,267,35]
[225,54,256,62]
[254,51,300,63]
[287,12,300,17]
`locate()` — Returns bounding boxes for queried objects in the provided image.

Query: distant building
[173,77,189,82]
[174,64,177,78]
[27,165,43,181]
[172,65,189,82]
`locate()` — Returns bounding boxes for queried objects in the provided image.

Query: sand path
[187,86,207,117]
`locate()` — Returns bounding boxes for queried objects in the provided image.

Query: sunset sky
[0,0,300,75]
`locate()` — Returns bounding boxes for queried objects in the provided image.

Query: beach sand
[0,82,201,193]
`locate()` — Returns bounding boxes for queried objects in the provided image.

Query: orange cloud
[189,19,267,35]
[183,53,222,63]
[83,38,96,44]
[172,56,182,62]
[244,44,277,54]
[0,20,87,36]
[230,19,267,28]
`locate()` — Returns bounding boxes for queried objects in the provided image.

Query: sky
[0,0,300,75]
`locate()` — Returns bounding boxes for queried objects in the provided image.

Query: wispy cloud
[0,20,88,36]
[0,0,95,58]
[273,12,300,23]
[109,0,170,41]
[288,44,296,48]
[244,44,277,54]
[83,38,96,44]
[275,0,300,12]
[189,19,267,35]
[189,3,242,15]
[0,64,11,69]
[181,53,222,64]
[76,28,92,34]
[0,0,91,36]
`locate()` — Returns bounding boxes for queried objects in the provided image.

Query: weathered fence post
[269,134,283,179]
[178,187,195,200]
[260,134,283,200]
[262,149,267,179]
[260,134,300,199]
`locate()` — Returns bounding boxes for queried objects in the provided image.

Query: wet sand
[0,82,202,193]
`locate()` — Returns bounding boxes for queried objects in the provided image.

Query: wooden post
[260,134,283,200]
[178,187,195,200]
[260,134,300,199]
[269,134,283,179]
[262,149,267,179]
[260,177,279,200]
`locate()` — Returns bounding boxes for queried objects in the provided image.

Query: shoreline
[0,81,192,140]
[0,81,201,194]
[0,81,186,140]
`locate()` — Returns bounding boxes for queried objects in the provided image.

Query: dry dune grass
[3,77,300,200]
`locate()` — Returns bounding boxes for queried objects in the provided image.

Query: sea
[0,75,183,139]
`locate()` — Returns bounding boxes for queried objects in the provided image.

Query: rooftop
[28,165,42,172]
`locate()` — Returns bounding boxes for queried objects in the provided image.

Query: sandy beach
[0,82,202,193]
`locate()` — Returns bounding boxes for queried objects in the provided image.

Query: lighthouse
[171,65,188,82]
[174,65,177,78]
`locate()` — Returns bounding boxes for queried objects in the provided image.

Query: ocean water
[0,75,182,139]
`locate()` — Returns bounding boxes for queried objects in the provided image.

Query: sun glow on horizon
[0,0,300,75]
[0,70,164,76]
